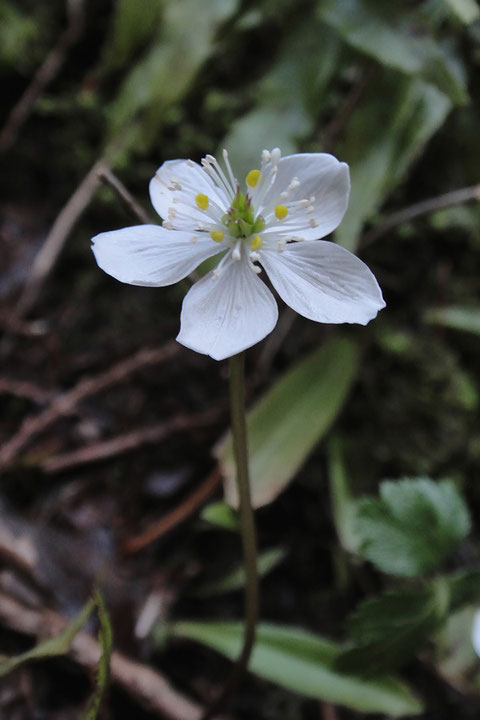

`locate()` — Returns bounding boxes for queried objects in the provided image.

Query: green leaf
[339,571,480,676]
[216,338,359,508]
[424,305,480,336]
[327,436,360,554]
[194,547,285,597]
[200,501,239,531]
[101,0,162,72]
[443,0,480,24]
[221,19,341,180]
[336,73,451,251]
[82,590,114,720]
[318,0,468,104]
[171,621,423,716]
[0,1,38,68]
[106,0,238,144]
[337,583,448,675]
[0,598,94,678]
[356,478,471,577]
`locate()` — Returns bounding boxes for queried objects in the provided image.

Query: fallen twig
[0,1,86,153]
[0,590,228,720]
[362,183,480,246]
[0,378,54,405]
[0,342,179,469]
[14,159,107,318]
[123,467,222,554]
[41,407,225,474]
[98,167,153,224]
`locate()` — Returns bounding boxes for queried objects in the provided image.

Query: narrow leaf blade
[216,338,359,508]
[171,621,423,717]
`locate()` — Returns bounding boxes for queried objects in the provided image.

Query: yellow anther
[246,169,261,188]
[195,193,209,210]
[275,205,288,220]
[210,231,225,242]
[250,235,263,251]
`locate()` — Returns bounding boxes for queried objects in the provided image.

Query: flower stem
[200,351,259,720]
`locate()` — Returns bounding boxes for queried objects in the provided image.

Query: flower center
[221,187,265,240]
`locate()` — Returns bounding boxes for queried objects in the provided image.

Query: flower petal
[92,225,221,287]
[260,240,385,325]
[259,153,350,241]
[149,159,229,230]
[177,259,278,360]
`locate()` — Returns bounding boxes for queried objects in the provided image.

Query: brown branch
[0,378,54,405]
[123,467,222,555]
[41,408,225,474]
[0,590,230,720]
[98,167,153,225]
[0,1,86,152]
[0,342,179,469]
[14,158,107,318]
[362,183,480,246]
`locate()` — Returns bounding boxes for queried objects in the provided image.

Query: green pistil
[223,189,265,239]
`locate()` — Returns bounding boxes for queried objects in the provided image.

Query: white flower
[92,148,385,360]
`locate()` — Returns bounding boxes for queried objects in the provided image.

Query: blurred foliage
[217,338,359,508]
[171,621,424,716]
[355,477,471,577]
[2,0,480,717]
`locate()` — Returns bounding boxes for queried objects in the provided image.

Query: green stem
[201,351,259,720]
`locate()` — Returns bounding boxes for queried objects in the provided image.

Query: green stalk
[201,351,259,719]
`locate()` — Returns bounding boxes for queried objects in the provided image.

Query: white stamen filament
[222,149,237,190]
[202,155,235,199]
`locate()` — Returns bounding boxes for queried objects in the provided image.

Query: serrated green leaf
[336,74,451,251]
[216,338,359,508]
[443,0,480,24]
[356,478,471,577]
[200,501,239,531]
[0,598,94,678]
[318,0,468,104]
[337,584,447,675]
[82,590,114,720]
[171,621,423,716]
[194,547,285,597]
[424,306,480,336]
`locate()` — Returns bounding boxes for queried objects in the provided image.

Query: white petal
[259,153,350,241]
[177,258,278,361]
[92,225,221,287]
[260,241,385,325]
[149,159,229,230]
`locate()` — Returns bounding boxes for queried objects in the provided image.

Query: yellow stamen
[250,235,263,251]
[210,231,224,242]
[246,169,261,188]
[195,193,209,210]
[275,204,288,220]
